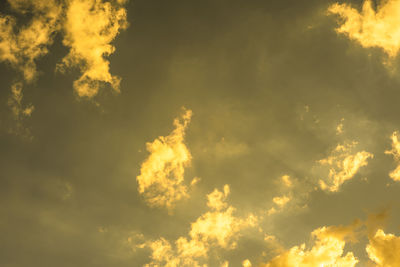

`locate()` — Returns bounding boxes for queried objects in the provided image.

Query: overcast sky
[2,0,400,266]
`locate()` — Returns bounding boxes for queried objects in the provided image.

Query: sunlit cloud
[58,0,128,98]
[328,0,400,58]
[262,223,360,267]
[317,141,373,192]
[0,0,61,82]
[141,185,258,266]
[385,131,400,181]
[136,109,194,210]
[366,229,400,266]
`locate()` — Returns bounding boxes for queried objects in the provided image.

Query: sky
[2,0,400,266]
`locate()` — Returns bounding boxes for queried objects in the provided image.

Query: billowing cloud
[58,0,128,98]
[136,109,194,210]
[328,0,400,57]
[141,185,258,266]
[385,131,400,181]
[317,142,373,192]
[262,223,359,267]
[366,229,400,266]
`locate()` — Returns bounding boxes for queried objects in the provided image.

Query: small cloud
[385,131,400,181]
[317,141,373,192]
[136,109,194,210]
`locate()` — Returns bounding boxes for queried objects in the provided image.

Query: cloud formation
[0,0,61,81]
[262,223,359,267]
[328,0,400,57]
[59,0,128,98]
[141,185,257,266]
[317,142,373,192]
[366,229,400,266]
[136,109,194,210]
[385,131,400,181]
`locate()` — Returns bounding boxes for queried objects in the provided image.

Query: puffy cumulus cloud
[328,0,400,58]
[317,141,373,192]
[385,131,400,181]
[141,185,258,266]
[262,223,360,267]
[366,229,400,266]
[281,175,292,187]
[136,109,194,210]
[58,0,128,98]
[0,0,62,81]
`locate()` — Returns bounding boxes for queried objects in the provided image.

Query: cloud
[141,185,258,266]
[58,0,128,98]
[317,141,373,192]
[0,0,61,81]
[328,0,400,57]
[385,131,400,181]
[366,229,400,266]
[136,109,194,210]
[262,223,359,267]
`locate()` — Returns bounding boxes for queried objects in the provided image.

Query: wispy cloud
[385,131,400,181]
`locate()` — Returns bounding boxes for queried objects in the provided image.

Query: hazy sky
[2,0,400,266]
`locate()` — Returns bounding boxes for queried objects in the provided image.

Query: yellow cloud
[262,224,359,267]
[136,109,193,210]
[242,259,252,267]
[142,185,258,266]
[366,229,400,266]
[385,131,400,181]
[328,0,400,57]
[281,175,292,187]
[318,142,373,192]
[207,184,230,211]
[59,0,128,98]
[272,196,290,208]
[0,0,61,81]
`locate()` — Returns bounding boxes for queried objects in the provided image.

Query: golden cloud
[58,0,128,98]
[142,185,258,266]
[0,0,61,81]
[328,0,400,57]
[262,224,359,267]
[366,229,400,266]
[385,131,400,181]
[318,142,373,192]
[136,109,194,210]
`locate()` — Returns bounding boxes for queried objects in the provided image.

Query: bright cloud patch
[262,224,359,267]
[317,142,373,192]
[366,229,400,266]
[59,0,128,98]
[136,109,194,210]
[328,0,400,57]
[141,185,258,266]
[385,131,400,181]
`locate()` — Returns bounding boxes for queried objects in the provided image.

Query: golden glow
[142,185,258,266]
[262,224,359,267]
[366,229,400,266]
[318,142,373,192]
[136,109,193,209]
[59,0,128,98]
[385,131,400,181]
[328,0,400,57]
